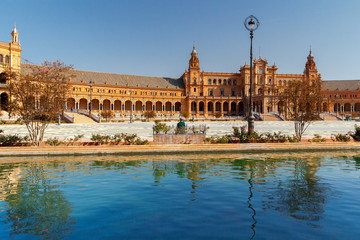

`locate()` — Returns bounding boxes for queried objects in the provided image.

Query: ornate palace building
[1,27,360,121]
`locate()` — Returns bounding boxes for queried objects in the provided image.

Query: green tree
[279,78,323,141]
[182,112,190,120]
[6,60,74,146]
[101,110,114,122]
[143,111,156,121]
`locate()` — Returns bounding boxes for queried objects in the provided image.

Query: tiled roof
[322,80,360,91]
[21,63,185,90]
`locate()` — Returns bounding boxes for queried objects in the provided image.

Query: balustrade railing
[329,112,343,120]
[274,112,285,121]
[77,109,90,116]
[90,113,100,123]
[63,112,74,123]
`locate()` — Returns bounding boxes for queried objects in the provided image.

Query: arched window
[223,80,227,85]
[218,79,222,85]
[228,79,232,85]
[269,79,272,84]
[283,81,286,86]
[0,73,7,84]
[233,80,237,85]
[279,80,282,86]
[213,79,216,85]
[0,54,3,63]
[5,55,9,64]
[208,79,211,85]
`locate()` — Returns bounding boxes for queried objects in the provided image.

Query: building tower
[183,43,202,115]
[11,24,19,44]
[304,49,320,82]
[9,24,22,71]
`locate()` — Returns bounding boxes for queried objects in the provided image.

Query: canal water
[0,152,359,239]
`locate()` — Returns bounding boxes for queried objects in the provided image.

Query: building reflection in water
[0,154,340,239]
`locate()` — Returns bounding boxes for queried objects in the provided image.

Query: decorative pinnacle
[12,23,17,33]
[192,41,197,54]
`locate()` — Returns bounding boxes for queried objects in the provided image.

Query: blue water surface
[0,153,359,239]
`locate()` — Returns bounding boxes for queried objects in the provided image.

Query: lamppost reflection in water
[247,166,257,240]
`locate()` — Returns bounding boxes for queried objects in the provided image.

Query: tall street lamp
[89,81,93,116]
[244,15,260,132]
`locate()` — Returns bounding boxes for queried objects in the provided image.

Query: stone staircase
[72,113,97,123]
[322,113,341,121]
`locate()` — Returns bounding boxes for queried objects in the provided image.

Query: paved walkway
[0,121,358,140]
[1,142,360,158]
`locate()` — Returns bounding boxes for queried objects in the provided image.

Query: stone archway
[125,100,132,111]
[79,98,88,110]
[208,102,214,113]
[0,73,7,84]
[0,92,9,110]
[223,102,229,113]
[103,99,111,111]
[355,103,360,112]
[322,102,328,112]
[156,101,162,111]
[146,101,152,111]
[238,102,244,114]
[165,102,172,111]
[175,102,181,112]
[231,102,236,115]
[92,99,100,110]
[67,98,75,110]
[215,102,221,112]
[191,101,197,113]
[199,101,204,112]
[114,100,121,111]
[344,103,351,112]
[135,101,143,111]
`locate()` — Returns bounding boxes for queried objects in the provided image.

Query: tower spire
[192,41,197,54]
[259,47,261,59]
[11,23,19,44]
[189,43,199,70]
[13,23,17,33]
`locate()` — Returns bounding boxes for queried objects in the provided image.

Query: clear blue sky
[1,0,359,80]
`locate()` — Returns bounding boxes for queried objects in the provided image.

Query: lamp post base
[248,113,255,132]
